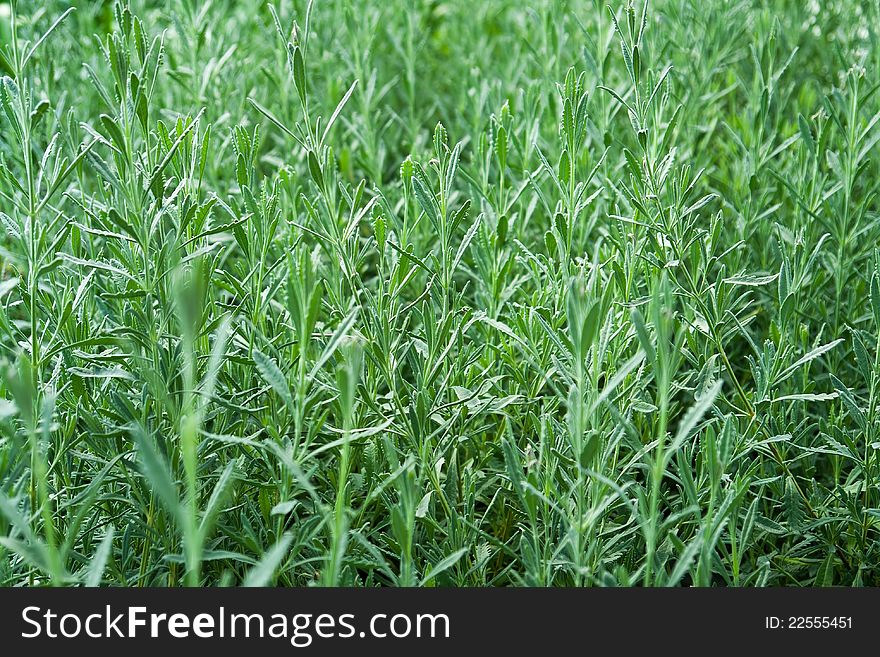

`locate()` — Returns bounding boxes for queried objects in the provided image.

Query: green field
[1,0,880,586]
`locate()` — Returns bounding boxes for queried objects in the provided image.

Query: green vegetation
[1,0,880,586]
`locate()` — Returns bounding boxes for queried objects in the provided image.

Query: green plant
[1,0,879,587]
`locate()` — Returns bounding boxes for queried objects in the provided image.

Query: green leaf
[243,534,293,586]
[247,96,297,140]
[412,173,440,233]
[452,212,481,272]
[100,114,127,153]
[772,392,838,403]
[253,349,294,408]
[373,212,386,253]
[0,277,19,300]
[830,375,867,432]
[799,114,816,156]
[310,309,359,378]
[22,7,76,70]
[871,272,880,330]
[308,149,324,190]
[198,460,237,540]
[783,477,805,531]
[777,339,844,384]
[415,491,432,518]
[132,425,182,525]
[723,272,778,287]
[292,45,306,106]
[84,527,115,587]
[665,535,702,587]
[590,350,645,413]
[668,380,723,455]
[142,109,204,203]
[814,551,836,586]
[631,308,656,364]
[321,79,358,145]
[419,548,467,586]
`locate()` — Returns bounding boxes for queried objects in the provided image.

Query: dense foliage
[2,0,880,586]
